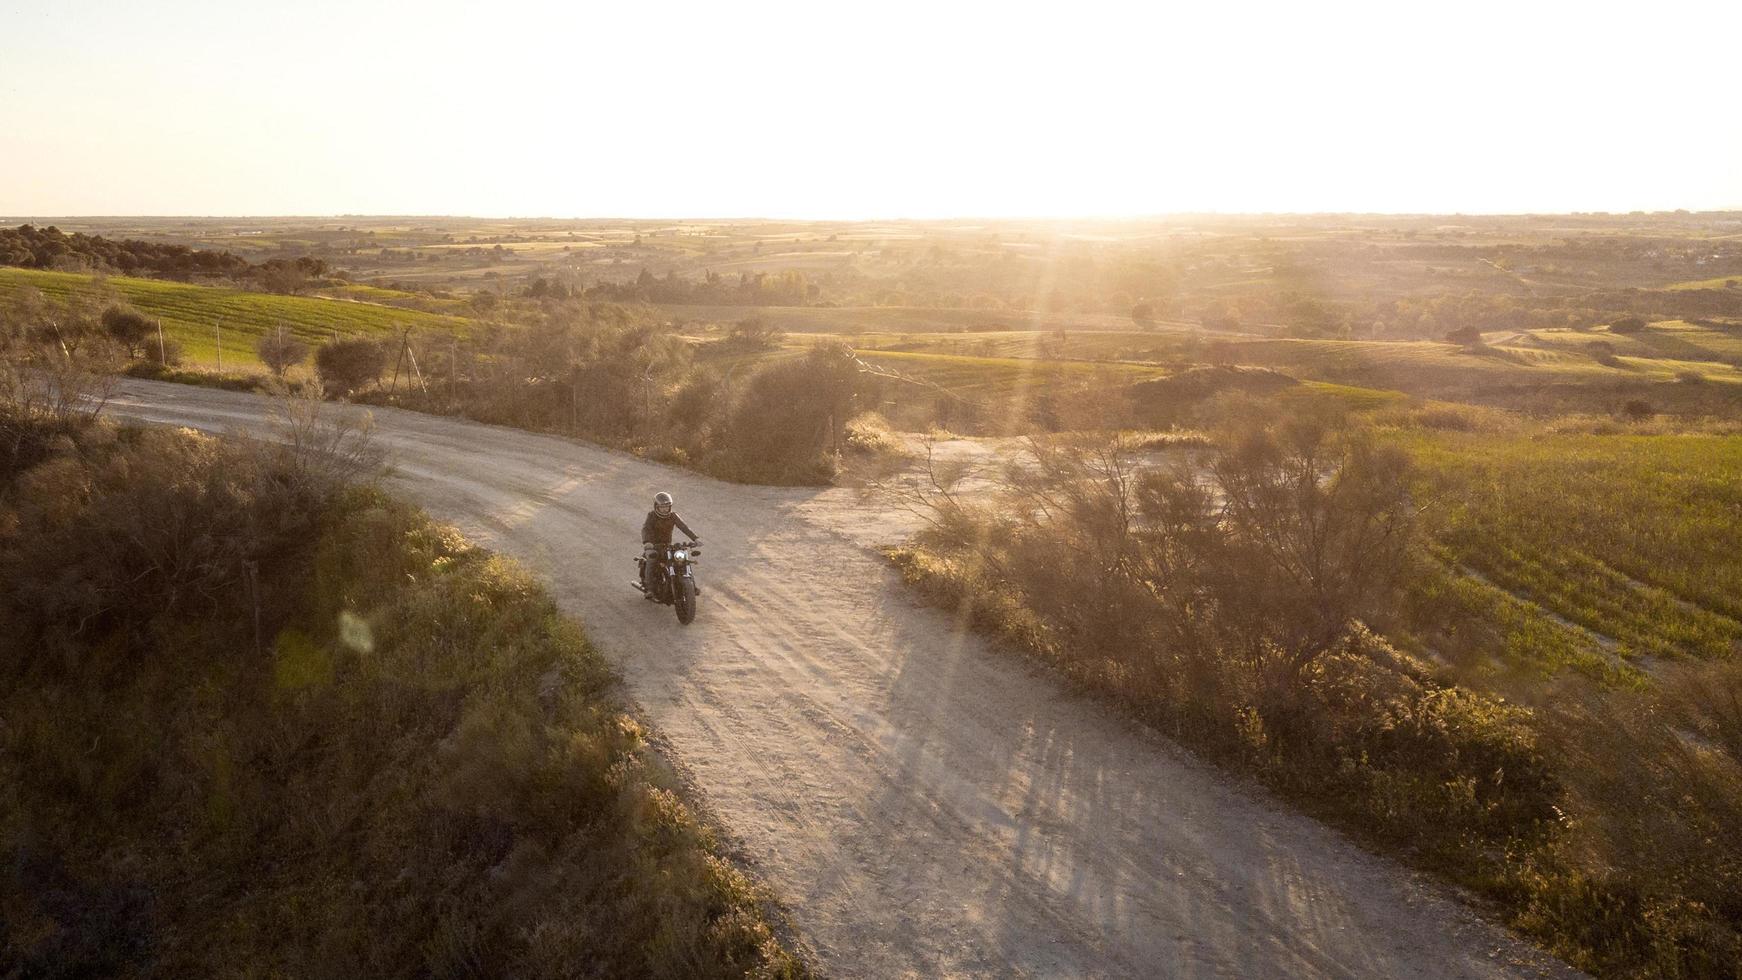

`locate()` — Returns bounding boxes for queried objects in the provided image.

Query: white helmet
[653,491,673,512]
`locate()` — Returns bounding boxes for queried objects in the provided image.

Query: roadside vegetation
[0,345,805,975]
[890,398,1742,978]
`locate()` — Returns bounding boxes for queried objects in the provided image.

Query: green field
[851,347,1170,396]
[658,303,1151,334]
[1398,425,1742,675]
[0,267,471,368]
[314,282,470,315]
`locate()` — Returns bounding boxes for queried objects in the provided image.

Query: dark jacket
[641,509,696,546]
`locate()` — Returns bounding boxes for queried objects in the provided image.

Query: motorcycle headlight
[673,550,687,561]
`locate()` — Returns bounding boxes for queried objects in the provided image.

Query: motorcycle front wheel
[674,575,698,624]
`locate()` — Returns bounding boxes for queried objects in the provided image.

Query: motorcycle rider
[641,491,698,597]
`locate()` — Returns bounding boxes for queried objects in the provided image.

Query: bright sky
[2,0,1739,218]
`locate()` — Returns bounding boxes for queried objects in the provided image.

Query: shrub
[1410,404,1485,432]
[1609,316,1648,334]
[710,344,862,484]
[1130,302,1156,329]
[1444,325,1484,347]
[143,335,182,367]
[256,327,309,378]
[100,304,153,358]
[315,337,387,395]
[1622,399,1655,420]
[844,411,902,456]
[1677,369,1706,384]
[0,329,116,476]
[668,367,726,435]
[727,317,784,350]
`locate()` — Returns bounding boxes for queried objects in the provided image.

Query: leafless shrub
[0,330,119,474]
[264,378,384,494]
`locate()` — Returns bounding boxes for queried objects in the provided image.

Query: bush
[1622,399,1655,420]
[727,317,784,350]
[256,328,309,378]
[1,329,116,477]
[143,335,182,367]
[315,337,387,395]
[668,367,726,434]
[1444,325,1484,347]
[709,344,862,484]
[1677,369,1706,384]
[100,304,153,358]
[1610,316,1648,334]
[843,411,902,456]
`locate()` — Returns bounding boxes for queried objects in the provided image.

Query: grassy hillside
[0,417,803,977]
[1518,319,1742,365]
[0,267,471,369]
[849,326,1742,417]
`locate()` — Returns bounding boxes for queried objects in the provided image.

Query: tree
[260,261,309,295]
[1131,302,1157,330]
[1163,418,1415,713]
[1444,325,1483,347]
[315,338,387,395]
[257,327,310,378]
[714,344,862,482]
[101,305,154,358]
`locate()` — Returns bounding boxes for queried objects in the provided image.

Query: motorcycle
[633,541,702,624]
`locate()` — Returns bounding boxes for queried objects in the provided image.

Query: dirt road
[107,379,1579,979]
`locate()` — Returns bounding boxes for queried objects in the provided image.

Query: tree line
[0,225,331,294]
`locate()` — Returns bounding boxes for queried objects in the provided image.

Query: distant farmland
[657,303,1155,334]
